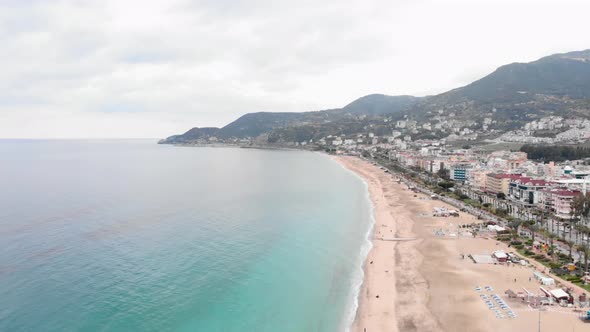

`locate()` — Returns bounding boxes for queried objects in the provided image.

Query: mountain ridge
[160,49,590,144]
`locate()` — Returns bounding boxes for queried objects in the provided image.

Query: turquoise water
[0,140,373,332]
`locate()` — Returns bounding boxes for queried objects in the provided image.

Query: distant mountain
[404,49,590,129]
[441,49,590,103]
[341,94,421,115]
[161,49,590,144]
[160,95,421,143]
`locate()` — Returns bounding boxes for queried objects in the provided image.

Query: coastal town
[167,109,590,329]
[181,111,590,277]
[297,114,590,240]
[326,121,590,257]
[287,113,590,329]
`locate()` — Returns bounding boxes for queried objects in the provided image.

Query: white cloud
[1,0,589,138]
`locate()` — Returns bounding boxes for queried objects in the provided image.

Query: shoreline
[334,155,588,332]
[160,142,314,151]
[329,156,376,332]
[333,155,404,332]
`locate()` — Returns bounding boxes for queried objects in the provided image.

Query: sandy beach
[335,156,588,332]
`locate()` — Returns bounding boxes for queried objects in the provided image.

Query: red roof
[510,176,547,186]
[520,179,547,186]
[529,180,547,186]
[542,189,580,197]
[490,173,523,179]
[555,190,580,197]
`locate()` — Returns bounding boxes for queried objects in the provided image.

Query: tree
[527,220,538,244]
[577,243,590,272]
[548,233,557,261]
[574,224,585,245]
[455,189,469,200]
[437,167,450,180]
[496,208,509,217]
[572,193,589,217]
[497,192,506,200]
[572,193,590,242]
[508,219,523,240]
[438,181,454,192]
[539,211,549,234]
[565,240,575,261]
[520,145,590,162]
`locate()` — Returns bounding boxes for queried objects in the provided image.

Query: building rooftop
[489,173,523,180]
[541,189,580,197]
[513,177,548,186]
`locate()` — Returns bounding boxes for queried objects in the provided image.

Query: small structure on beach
[486,225,506,232]
[548,288,570,302]
[433,207,459,217]
[471,254,495,264]
[492,250,508,263]
[540,287,573,306]
[533,271,555,286]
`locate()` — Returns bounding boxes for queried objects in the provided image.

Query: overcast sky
[1,0,589,138]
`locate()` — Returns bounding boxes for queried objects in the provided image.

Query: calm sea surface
[0,140,373,332]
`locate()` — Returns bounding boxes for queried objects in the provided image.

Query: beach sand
[335,156,588,332]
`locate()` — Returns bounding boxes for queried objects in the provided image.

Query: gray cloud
[1,0,590,138]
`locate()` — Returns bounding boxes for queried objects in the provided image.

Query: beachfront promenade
[369,155,585,263]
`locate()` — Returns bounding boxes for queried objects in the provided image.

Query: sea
[0,139,374,332]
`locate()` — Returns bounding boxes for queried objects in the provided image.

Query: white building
[344,139,355,145]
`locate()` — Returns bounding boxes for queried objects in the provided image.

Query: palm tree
[537,211,547,232]
[548,233,557,261]
[572,193,590,243]
[527,220,538,244]
[565,240,575,261]
[562,215,570,242]
[571,218,578,242]
[574,224,584,245]
[508,219,523,241]
[538,228,548,247]
[580,225,590,252]
[576,243,590,273]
